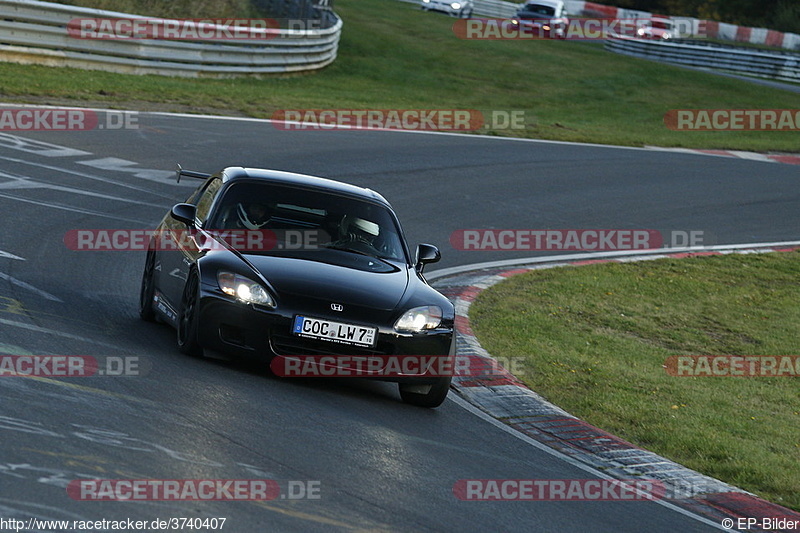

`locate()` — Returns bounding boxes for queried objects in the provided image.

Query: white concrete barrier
[0,0,342,77]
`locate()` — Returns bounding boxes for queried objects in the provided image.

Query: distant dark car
[139,166,455,407]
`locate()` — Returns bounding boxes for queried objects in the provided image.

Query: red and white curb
[430,243,800,530]
[647,146,800,166]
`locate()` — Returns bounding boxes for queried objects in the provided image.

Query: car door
[160,176,223,312]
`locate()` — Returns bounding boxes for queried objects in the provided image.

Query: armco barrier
[606,37,800,83]
[0,0,342,77]
[574,0,799,50]
[468,0,516,18]
[405,0,800,51]
[408,0,646,21]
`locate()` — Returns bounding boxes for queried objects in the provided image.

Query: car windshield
[206,181,407,265]
[520,4,556,16]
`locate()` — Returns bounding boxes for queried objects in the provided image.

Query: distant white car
[511,0,569,39]
[420,0,474,18]
[636,17,679,40]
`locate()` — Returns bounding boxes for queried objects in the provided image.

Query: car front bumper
[196,286,455,382]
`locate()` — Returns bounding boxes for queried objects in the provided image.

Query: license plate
[292,316,377,347]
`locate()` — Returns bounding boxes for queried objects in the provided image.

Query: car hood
[242,254,410,311]
[518,13,556,20]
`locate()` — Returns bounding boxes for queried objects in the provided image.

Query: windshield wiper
[322,243,403,263]
[322,243,377,257]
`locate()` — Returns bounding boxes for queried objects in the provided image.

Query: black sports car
[139,166,455,407]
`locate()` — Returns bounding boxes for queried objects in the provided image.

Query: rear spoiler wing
[175,164,211,184]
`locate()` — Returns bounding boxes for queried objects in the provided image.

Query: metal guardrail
[606,37,800,84]
[471,0,517,18]
[0,0,342,77]
[404,0,799,51]
[451,0,800,81]
[403,0,646,21]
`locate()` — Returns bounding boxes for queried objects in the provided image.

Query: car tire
[462,8,473,18]
[177,270,204,357]
[399,376,451,408]
[139,249,157,322]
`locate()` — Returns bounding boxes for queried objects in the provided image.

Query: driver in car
[326,215,388,256]
[223,201,273,230]
[343,216,380,246]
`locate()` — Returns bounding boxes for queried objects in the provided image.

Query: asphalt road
[0,110,797,532]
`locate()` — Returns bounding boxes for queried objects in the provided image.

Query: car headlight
[394,306,443,333]
[451,2,462,9]
[217,271,275,307]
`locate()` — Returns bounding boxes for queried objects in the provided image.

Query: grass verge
[469,251,800,511]
[55,0,258,18]
[0,0,798,151]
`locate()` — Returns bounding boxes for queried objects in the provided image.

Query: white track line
[427,241,800,280]
[0,249,24,261]
[0,318,124,349]
[449,394,728,531]
[0,102,772,158]
[0,272,61,302]
[0,192,153,224]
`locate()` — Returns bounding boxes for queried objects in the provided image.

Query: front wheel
[177,270,203,357]
[399,377,451,408]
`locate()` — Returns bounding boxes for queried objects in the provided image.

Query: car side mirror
[170,203,197,226]
[415,243,441,272]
